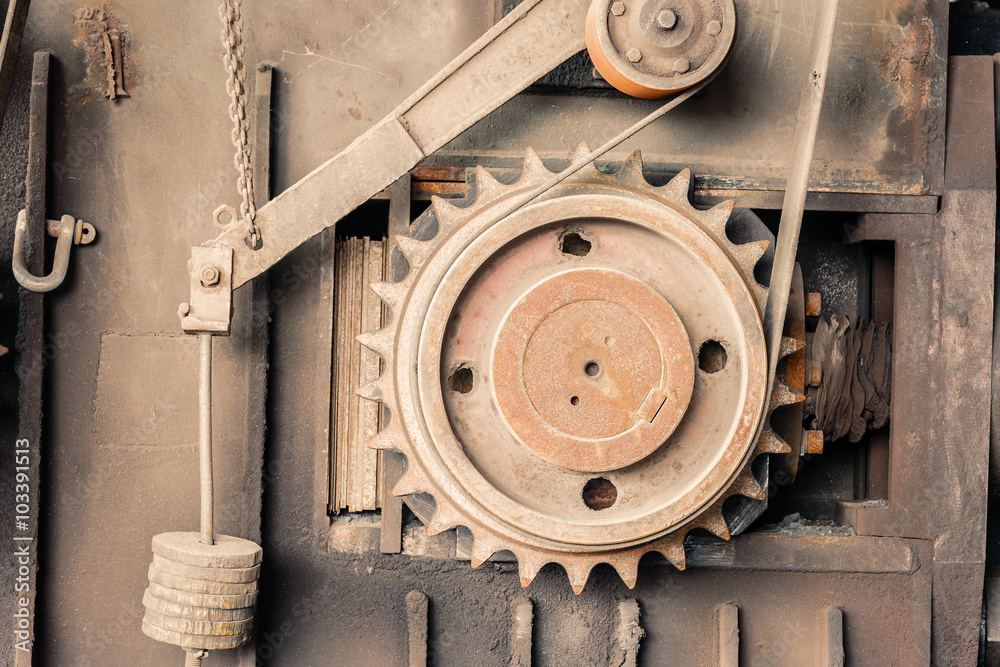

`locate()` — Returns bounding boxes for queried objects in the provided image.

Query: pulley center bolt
[656,9,678,29]
[200,266,221,288]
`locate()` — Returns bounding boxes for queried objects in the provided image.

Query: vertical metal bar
[717,603,739,667]
[763,0,839,397]
[510,598,533,667]
[237,60,273,667]
[199,333,215,545]
[11,49,48,667]
[406,590,428,667]
[822,606,845,666]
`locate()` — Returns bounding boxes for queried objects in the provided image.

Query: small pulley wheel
[586,0,736,99]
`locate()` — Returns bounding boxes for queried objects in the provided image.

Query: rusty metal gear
[359,147,804,593]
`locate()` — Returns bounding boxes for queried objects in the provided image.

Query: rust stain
[72,5,133,105]
[878,16,934,115]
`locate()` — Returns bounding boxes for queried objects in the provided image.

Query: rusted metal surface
[586,0,735,98]
[71,6,130,101]
[770,264,806,484]
[810,318,891,443]
[836,56,995,665]
[9,1,993,664]
[355,149,819,594]
[491,269,695,472]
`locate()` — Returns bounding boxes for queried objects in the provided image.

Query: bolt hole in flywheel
[586,0,737,98]
[362,149,802,593]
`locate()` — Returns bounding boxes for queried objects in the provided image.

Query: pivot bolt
[610,1,626,16]
[656,9,677,29]
[200,266,221,288]
[706,19,722,36]
[627,48,643,63]
[673,57,690,73]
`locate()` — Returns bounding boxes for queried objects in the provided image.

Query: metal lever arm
[208,0,591,290]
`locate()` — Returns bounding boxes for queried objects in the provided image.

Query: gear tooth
[730,468,766,500]
[570,141,592,163]
[612,559,640,589]
[756,427,792,455]
[392,466,430,497]
[730,239,770,279]
[431,196,465,234]
[615,149,645,181]
[517,553,546,589]
[752,283,768,314]
[474,165,507,201]
[654,534,687,571]
[426,502,463,537]
[470,536,498,569]
[355,379,383,402]
[520,147,550,180]
[663,168,693,202]
[356,329,392,357]
[394,235,431,266]
[695,505,731,540]
[700,199,735,237]
[564,561,593,596]
[367,427,403,453]
[779,335,806,359]
[769,380,806,412]
[370,280,406,311]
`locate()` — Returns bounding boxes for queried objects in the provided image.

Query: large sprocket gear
[359,147,804,593]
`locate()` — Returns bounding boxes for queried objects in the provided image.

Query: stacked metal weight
[142,532,262,651]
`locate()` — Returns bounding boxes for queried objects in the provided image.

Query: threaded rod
[185,649,206,667]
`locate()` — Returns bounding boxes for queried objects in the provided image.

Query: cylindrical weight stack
[142,532,262,650]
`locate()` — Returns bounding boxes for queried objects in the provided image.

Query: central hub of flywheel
[492,268,694,472]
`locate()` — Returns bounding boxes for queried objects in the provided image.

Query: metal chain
[218,0,260,250]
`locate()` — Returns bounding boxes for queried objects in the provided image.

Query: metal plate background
[438,0,949,198]
[0,0,959,665]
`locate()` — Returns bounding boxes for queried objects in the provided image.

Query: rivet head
[610,1,626,16]
[656,9,677,29]
[673,57,690,73]
[706,19,722,36]
[627,48,643,63]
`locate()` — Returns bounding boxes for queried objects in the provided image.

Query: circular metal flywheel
[586,0,736,98]
[358,148,803,593]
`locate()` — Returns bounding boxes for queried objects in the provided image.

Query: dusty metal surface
[212,0,591,290]
[1,2,991,666]
[836,56,995,664]
[358,150,821,594]
[0,0,31,132]
[439,0,949,201]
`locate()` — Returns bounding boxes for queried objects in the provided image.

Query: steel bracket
[179,246,234,335]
